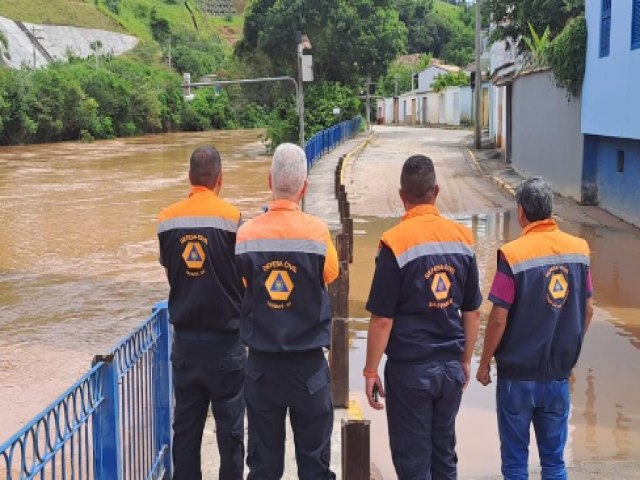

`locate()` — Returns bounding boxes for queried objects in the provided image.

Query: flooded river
[0,130,272,439]
[1,128,639,478]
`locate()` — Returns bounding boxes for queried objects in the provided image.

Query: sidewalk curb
[463,147,516,199]
[340,131,377,184]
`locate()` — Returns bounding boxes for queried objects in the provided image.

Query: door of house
[422,97,428,124]
[411,98,417,125]
[393,98,399,124]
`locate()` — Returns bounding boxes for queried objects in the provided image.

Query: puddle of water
[348,211,640,478]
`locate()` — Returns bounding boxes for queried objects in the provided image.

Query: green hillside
[0,0,243,45]
[0,0,123,31]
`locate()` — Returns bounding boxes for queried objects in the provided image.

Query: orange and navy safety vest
[488,218,592,381]
[235,199,339,352]
[157,185,243,332]
[366,204,482,363]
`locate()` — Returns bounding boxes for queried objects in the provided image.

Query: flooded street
[346,127,640,478]
[1,125,639,478]
[0,130,271,438]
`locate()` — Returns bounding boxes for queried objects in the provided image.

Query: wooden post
[331,317,349,407]
[343,217,354,264]
[335,233,350,315]
[342,200,350,222]
[331,233,350,408]
[341,420,371,480]
[335,156,344,198]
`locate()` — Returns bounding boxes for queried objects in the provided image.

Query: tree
[485,0,584,48]
[377,53,432,96]
[396,0,436,53]
[430,70,469,92]
[237,0,407,85]
[522,23,551,68]
[547,15,587,97]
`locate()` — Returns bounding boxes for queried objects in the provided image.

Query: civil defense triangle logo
[265,269,294,302]
[182,241,206,271]
[272,273,289,293]
[188,245,202,262]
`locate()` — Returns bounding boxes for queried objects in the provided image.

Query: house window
[617,150,625,173]
[632,0,640,50]
[600,0,612,57]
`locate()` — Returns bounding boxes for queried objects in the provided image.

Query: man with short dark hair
[364,155,482,479]
[158,146,245,480]
[477,177,594,479]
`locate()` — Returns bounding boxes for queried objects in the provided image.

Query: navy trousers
[245,349,336,480]
[497,378,570,480]
[171,331,246,480]
[385,359,466,480]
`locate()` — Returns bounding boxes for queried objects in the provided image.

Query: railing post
[153,301,173,479]
[343,217,354,264]
[92,356,122,479]
[330,233,350,408]
[341,420,371,480]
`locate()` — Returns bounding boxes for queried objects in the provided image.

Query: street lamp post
[474,0,482,149]
[295,31,305,149]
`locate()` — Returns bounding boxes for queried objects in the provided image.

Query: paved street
[345,126,511,218]
[203,126,640,479]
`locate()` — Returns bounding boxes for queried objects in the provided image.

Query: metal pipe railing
[0,302,172,480]
[305,116,362,170]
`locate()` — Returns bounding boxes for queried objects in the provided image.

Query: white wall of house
[426,93,440,124]
[384,98,394,125]
[582,0,640,140]
[444,87,461,126]
[511,71,584,200]
[418,66,453,92]
[459,86,472,122]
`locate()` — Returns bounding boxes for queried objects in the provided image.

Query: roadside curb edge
[463,147,516,199]
[340,131,377,185]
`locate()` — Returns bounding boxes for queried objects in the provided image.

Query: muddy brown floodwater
[1,127,639,479]
[0,130,272,439]
[345,127,640,479]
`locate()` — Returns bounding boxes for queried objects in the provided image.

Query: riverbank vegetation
[0,0,478,147]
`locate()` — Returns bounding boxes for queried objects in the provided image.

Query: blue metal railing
[305,117,362,170]
[0,302,172,480]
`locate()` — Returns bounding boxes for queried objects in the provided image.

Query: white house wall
[582,0,640,140]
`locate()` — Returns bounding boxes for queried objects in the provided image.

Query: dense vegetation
[0,0,479,146]
[486,0,587,97]
[485,0,584,48]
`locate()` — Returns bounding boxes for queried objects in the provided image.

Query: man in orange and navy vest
[364,155,482,479]
[477,177,593,479]
[235,143,339,480]
[157,146,245,480]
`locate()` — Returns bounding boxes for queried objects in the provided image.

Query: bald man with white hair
[236,143,339,480]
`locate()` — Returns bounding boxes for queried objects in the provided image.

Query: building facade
[581,0,640,225]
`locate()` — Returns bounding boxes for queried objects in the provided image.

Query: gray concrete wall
[511,70,584,200]
[0,15,138,69]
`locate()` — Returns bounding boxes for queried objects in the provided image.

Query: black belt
[173,330,238,341]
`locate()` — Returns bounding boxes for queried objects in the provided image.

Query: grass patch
[0,0,123,31]
[433,0,468,30]
[0,0,243,45]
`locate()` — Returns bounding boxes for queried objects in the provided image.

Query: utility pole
[295,31,305,149]
[365,76,371,131]
[31,26,44,69]
[474,0,482,149]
